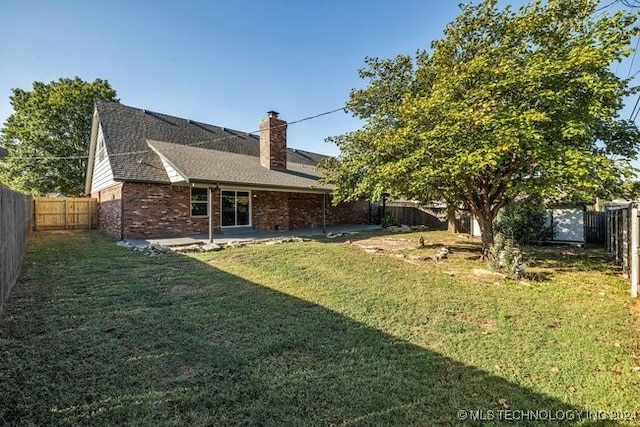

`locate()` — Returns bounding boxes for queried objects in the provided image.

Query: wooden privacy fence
[385,205,446,230]
[33,197,98,230]
[383,201,471,232]
[0,185,32,313]
[606,202,638,298]
[585,210,606,244]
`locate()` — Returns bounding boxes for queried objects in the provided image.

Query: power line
[4,106,347,161]
[627,35,640,79]
[630,93,640,121]
[621,0,640,7]
[593,0,620,17]
[594,0,620,13]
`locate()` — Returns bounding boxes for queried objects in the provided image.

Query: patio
[126,224,382,248]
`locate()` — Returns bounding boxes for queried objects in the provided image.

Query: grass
[1,230,639,426]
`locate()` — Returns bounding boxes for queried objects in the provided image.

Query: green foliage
[494,199,553,244]
[379,210,397,227]
[322,0,640,250]
[488,233,533,279]
[619,179,640,200]
[0,77,118,195]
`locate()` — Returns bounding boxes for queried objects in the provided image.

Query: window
[221,190,250,227]
[191,187,208,217]
[97,135,106,163]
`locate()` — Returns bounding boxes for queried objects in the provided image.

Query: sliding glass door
[221,190,250,227]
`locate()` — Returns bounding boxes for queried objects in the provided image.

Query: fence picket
[0,185,32,313]
[33,198,97,230]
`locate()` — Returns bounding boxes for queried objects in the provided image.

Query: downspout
[120,184,125,241]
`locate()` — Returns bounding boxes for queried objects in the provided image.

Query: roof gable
[147,140,331,191]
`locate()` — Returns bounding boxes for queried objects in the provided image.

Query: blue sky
[0,0,638,157]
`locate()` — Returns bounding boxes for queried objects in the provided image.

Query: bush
[488,233,533,279]
[381,211,397,227]
[494,199,553,244]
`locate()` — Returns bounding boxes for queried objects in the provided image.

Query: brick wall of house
[288,193,323,229]
[327,197,371,225]
[121,183,219,238]
[96,183,371,238]
[252,191,290,231]
[92,183,123,239]
[254,190,371,231]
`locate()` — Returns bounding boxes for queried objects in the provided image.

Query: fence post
[33,199,38,231]
[632,204,639,298]
[64,199,68,230]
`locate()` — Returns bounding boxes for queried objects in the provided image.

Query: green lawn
[1,230,638,426]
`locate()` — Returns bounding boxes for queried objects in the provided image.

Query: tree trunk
[476,211,495,260]
[447,203,458,233]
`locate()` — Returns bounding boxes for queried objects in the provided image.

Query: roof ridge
[96,99,252,137]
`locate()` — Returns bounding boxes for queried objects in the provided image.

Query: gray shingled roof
[148,140,332,191]
[96,100,331,187]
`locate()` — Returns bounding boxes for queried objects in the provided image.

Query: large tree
[323,0,640,255]
[0,77,118,195]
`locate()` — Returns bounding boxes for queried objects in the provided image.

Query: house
[84,101,370,239]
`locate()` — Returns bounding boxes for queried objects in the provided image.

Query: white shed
[469,205,586,243]
[470,215,482,237]
[548,207,585,243]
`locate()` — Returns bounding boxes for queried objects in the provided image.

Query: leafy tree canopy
[323,0,640,252]
[0,77,118,195]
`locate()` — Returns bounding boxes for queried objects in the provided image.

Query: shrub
[488,233,533,279]
[494,199,553,244]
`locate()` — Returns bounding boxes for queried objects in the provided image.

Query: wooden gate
[33,198,97,230]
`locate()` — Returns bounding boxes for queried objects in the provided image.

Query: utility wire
[594,0,620,13]
[593,0,620,18]
[627,35,640,79]
[631,95,640,121]
[621,0,640,7]
[5,106,347,161]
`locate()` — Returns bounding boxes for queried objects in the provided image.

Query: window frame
[190,187,209,218]
[220,189,252,227]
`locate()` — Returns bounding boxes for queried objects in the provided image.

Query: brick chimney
[259,111,287,170]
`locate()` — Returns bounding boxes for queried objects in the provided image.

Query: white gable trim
[159,156,187,183]
[90,124,117,193]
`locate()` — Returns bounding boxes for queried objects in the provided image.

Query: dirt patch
[351,234,480,263]
[170,285,196,295]
[477,318,498,332]
[352,236,418,252]
[178,364,199,379]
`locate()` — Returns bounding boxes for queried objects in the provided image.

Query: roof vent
[267,110,279,118]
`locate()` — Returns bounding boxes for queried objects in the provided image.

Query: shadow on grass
[522,245,616,276]
[0,232,604,425]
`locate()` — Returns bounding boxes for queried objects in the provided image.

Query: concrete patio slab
[125,224,383,248]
